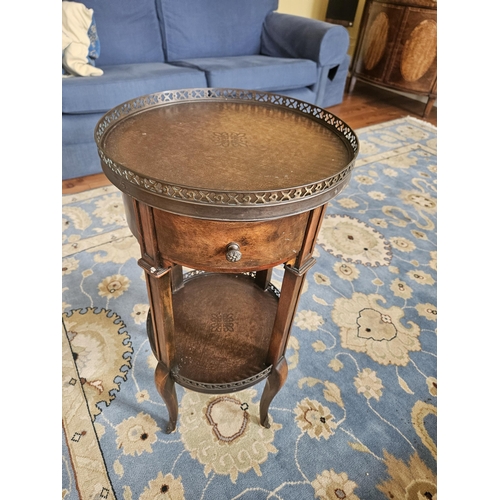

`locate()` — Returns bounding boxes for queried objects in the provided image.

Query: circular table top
[95,89,358,220]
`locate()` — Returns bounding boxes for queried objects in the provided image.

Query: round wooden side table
[95,88,358,433]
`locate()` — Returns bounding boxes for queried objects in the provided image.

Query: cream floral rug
[62,116,437,500]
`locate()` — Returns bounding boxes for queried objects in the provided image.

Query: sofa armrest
[261,12,349,67]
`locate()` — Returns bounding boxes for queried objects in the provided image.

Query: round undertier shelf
[149,272,279,393]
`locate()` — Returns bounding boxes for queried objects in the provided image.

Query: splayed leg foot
[260,357,288,428]
[155,361,178,433]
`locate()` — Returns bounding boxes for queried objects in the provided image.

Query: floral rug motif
[62,117,437,500]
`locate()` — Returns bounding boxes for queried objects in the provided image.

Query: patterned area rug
[62,116,437,500]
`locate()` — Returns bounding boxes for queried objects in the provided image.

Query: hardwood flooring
[62,81,437,195]
[327,81,437,130]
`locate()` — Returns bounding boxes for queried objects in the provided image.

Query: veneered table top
[95,89,358,220]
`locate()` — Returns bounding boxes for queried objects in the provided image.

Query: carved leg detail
[155,361,178,434]
[260,357,288,428]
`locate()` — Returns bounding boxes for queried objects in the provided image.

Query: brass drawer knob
[225,242,242,262]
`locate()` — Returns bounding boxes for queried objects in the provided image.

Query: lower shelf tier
[147,272,279,393]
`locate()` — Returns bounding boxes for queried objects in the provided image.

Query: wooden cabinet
[348,0,437,117]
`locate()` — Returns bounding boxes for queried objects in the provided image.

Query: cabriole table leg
[155,360,178,434]
[133,200,179,434]
[260,357,288,428]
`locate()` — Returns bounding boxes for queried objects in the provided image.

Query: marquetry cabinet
[348,0,437,117]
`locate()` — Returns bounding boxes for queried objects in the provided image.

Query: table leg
[155,360,178,434]
[423,96,436,118]
[259,261,312,425]
[255,268,273,290]
[145,271,180,433]
[131,200,179,433]
[259,204,326,427]
[260,357,288,428]
[171,264,184,293]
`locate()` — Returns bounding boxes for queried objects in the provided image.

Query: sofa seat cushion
[173,55,317,92]
[63,112,102,145]
[63,142,103,180]
[62,62,207,114]
[159,0,278,60]
[271,87,317,104]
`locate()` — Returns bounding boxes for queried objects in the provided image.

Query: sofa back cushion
[72,0,165,66]
[158,0,278,61]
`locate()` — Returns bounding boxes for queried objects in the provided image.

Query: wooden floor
[62,81,437,195]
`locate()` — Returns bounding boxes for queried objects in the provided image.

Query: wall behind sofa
[277,0,328,20]
[277,0,366,57]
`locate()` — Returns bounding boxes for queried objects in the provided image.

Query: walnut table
[95,89,358,433]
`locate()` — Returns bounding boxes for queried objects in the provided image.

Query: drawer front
[153,209,310,271]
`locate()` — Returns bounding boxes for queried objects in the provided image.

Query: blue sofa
[62,0,351,180]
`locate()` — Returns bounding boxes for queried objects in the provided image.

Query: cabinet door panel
[354,2,405,83]
[386,7,437,92]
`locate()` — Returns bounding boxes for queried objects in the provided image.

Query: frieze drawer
[153,208,311,272]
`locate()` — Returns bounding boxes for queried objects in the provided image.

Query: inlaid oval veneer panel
[400,20,437,82]
[363,12,389,71]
